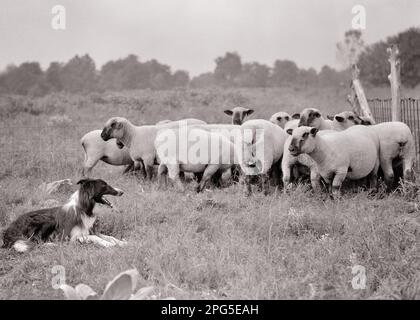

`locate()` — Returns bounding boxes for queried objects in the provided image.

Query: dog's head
[77,179,123,208]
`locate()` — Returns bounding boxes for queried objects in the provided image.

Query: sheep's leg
[197,165,220,193]
[194,172,203,183]
[167,164,185,192]
[245,175,253,197]
[82,158,99,177]
[122,162,135,174]
[331,171,346,199]
[268,159,281,186]
[261,173,270,195]
[282,159,292,193]
[230,165,240,183]
[402,156,414,182]
[144,166,153,180]
[369,158,380,190]
[309,166,321,192]
[380,157,394,191]
[157,163,168,189]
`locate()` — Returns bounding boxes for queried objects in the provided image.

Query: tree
[190,72,215,88]
[214,52,242,85]
[172,70,189,87]
[0,62,44,95]
[45,62,63,91]
[237,62,270,87]
[298,68,318,87]
[60,54,97,93]
[270,60,299,86]
[358,27,420,88]
[336,30,365,70]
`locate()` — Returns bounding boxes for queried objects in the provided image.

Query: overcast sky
[0,0,419,76]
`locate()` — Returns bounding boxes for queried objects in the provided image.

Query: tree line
[0,27,418,96]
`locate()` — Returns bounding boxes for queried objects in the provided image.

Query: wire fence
[368,98,420,161]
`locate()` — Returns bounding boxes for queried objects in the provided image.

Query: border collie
[2,179,127,252]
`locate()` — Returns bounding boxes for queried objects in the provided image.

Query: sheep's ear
[335,116,344,123]
[292,113,300,120]
[245,109,254,116]
[310,128,318,136]
[224,110,233,116]
[286,128,293,135]
[326,115,334,120]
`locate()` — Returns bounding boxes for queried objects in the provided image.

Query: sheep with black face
[287,125,380,197]
[224,107,254,125]
[298,108,333,130]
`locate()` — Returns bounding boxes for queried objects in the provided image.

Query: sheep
[80,119,203,176]
[269,112,291,129]
[100,117,206,180]
[298,108,334,130]
[371,122,416,188]
[274,115,321,192]
[237,119,288,195]
[155,127,236,192]
[332,111,373,131]
[80,130,136,176]
[287,125,380,197]
[331,116,415,188]
[224,107,254,125]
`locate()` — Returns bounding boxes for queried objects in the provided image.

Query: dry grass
[0,87,419,300]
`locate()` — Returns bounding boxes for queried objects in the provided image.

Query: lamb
[237,119,288,195]
[298,108,334,130]
[155,127,236,192]
[332,111,372,131]
[224,107,254,125]
[287,125,380,197]
[100,117,206,180]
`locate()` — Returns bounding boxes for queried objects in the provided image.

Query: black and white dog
[2,179,127,252]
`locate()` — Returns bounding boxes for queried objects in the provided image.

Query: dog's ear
[77,179,90,185]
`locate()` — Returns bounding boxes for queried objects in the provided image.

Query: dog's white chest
[70,214,96,240]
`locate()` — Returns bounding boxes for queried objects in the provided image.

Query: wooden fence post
[387,44,401,121]
[351,64,375,123]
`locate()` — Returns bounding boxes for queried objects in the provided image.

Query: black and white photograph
[0,0,419,305]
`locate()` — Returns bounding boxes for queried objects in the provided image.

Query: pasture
[0,87,419,299]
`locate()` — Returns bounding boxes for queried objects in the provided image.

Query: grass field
[0,87,419,300]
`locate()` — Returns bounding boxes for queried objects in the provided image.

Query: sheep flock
[81,107,416,199]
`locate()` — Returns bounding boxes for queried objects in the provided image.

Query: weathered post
[387,44,401,121]
[351,64,375,123]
